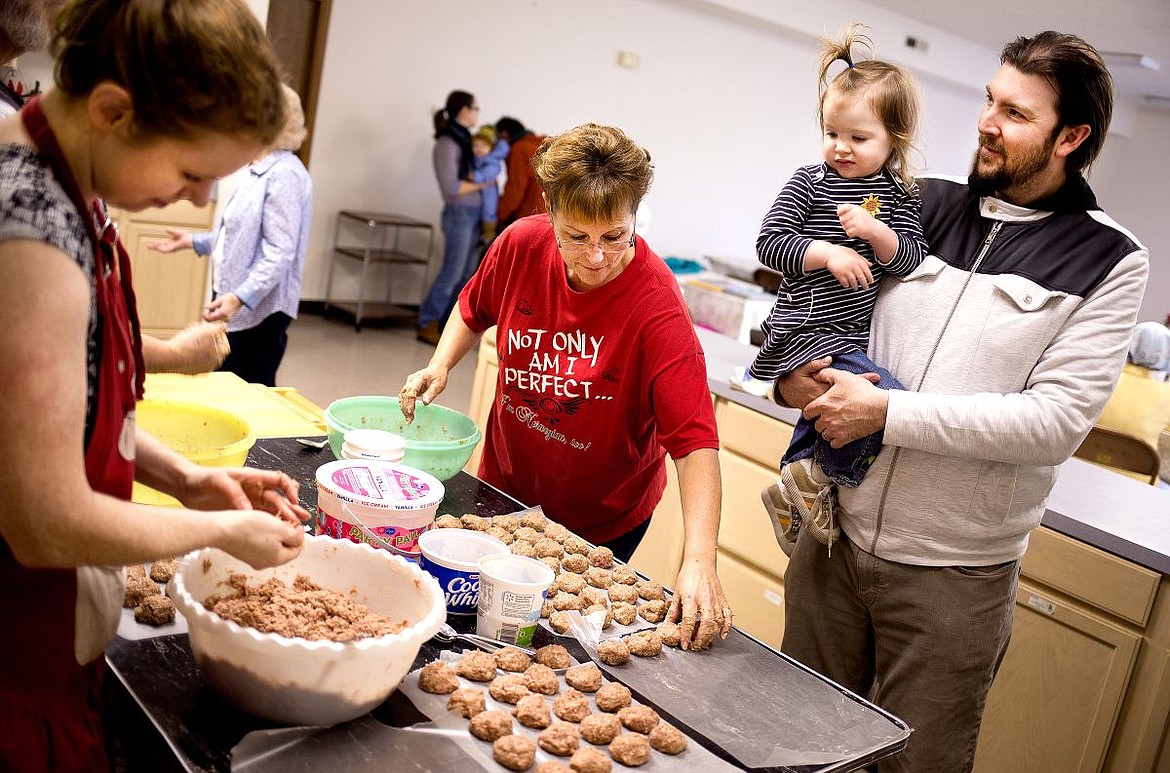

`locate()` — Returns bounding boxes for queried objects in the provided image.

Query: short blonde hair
[274,84,308,152]
[533,123,653,222]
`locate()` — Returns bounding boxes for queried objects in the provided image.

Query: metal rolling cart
[322,209,435,330]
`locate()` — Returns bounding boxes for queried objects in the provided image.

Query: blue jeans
[781,350,903,487]
[419,204,481,326]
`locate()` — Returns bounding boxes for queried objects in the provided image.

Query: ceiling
[863,0,1170,108]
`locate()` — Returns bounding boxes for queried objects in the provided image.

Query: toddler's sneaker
[780,458,838,553]
[761,481,799,557]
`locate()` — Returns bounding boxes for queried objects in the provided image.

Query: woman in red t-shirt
[399,124,731,651]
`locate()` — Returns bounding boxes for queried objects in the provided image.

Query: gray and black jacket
[838,173,1149,565]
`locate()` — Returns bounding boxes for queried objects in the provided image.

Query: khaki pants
[781,529,1019,772]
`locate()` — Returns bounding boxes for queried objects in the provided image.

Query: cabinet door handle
[1026,593,1057,616]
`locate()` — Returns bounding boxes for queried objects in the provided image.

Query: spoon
[431,622,536,658]
[295,437,329,449]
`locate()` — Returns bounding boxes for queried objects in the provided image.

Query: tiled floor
[277,311,476,417]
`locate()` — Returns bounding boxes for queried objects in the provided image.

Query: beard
[968,133,1054,197]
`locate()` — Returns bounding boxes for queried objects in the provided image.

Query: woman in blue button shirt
[151,84,313,386]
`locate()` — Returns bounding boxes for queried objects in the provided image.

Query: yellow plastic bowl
[133,399,256,506]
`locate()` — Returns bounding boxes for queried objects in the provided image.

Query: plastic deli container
[417,529,510,615]
[315,460,444,559]
[341,428,406,463]
[476,554,555,647]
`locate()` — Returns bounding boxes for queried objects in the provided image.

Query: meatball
[487,526,515,545]
[540,556,563,573]
[489,674,531,704]
[657,621,682,648]
[610,565,638,585]
[553,688,591,723]
[579,586,608,608]
[535,538,564,559]
[541,599,556,619]
[493,734,537,771]
[536,762,570,773]
[564,663,603,693]
[124,573,160,608]
[607,584,638,605]
[523,663,560,695]
[446,687,486,718]
[549,610,574,634]
[455,649,498,682]
[596,638,630,666]
[579,712,622,745]
[635,580,665,601]
[560,553,589,574]
[534,644,572,670]
[133,594,175,626]
[512,694,552,729]
[543,522,572,543]
[511,540,537,558]
[638,599,669,624]
[555,572,586,595]
[493,514,521,533]
[562,536,591,556]
[469,709,514,741]
[595,682,632,713]
[149,558,177,583]
[569,746,612,773]
[513,526,541,543]
[581,604,613,630]
[538,722,581,757]
[434,514,461,529]
[552,592,583,612]
[626,630,663,658]
[587,546,614,569]
[418,659,460,694]
[648,722,688,754]
[495,646,533,673]
[618,705,660,734]
[582,567,612,589]
[610,602,637,627]
[460,513,491,531]
[519,511,548,532]
[608,733,651,767]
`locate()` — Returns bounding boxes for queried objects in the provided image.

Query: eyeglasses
[555,228,635,258]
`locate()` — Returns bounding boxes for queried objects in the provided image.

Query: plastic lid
[315,460,444,511]
[342,429,407,457]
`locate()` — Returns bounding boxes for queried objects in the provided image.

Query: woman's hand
[669,556,732,650]
[177,466,311,527]
[148,227,194,254]
[215,509,307,569]
[203,293,242,323]
[398,365,449,423]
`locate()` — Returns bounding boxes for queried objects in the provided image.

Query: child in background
[471,124,510,244]
[751,24,926,555]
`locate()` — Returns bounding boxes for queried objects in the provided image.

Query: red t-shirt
[459,215,719,544]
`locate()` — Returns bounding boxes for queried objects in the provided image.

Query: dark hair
[495,116,526,141]
[52,0,285,145]
[818,24,920,190]
[433,90,475,138]
[533,123,653,221]
[1000,31,1113,173]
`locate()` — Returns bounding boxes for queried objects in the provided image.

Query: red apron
[0,96,145,772]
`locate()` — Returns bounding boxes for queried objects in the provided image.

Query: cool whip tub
[315,460,444,559]
[417,529,509,616]
[476,554,555,647]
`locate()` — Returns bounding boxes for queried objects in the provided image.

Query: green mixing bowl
[323,396,482,481]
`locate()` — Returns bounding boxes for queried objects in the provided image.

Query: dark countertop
[693,327,1170,575]
[106,437,908,773]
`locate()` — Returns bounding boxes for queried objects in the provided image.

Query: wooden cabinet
[110,202,214,338]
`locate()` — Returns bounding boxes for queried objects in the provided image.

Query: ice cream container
[315,460,444,559]
[417,529,510,616]
[341,428,406,463]
[475,554,555,647]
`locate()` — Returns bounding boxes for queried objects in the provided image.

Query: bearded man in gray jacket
[776,31,1148,773]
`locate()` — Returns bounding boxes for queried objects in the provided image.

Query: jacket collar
[249,149,288,176]
[972,171,1099,221]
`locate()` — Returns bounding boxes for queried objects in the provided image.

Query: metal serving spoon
[295,437,329,449]
[430,623,536,658]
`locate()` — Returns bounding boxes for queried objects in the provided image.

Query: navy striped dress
[749,163,926,379]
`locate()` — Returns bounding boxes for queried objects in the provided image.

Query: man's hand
[804,368,888,447]
[203,293,243,323]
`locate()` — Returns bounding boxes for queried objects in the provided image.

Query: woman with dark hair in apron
[0,2,310,769]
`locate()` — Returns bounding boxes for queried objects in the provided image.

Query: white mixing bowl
[169,534,445,726]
